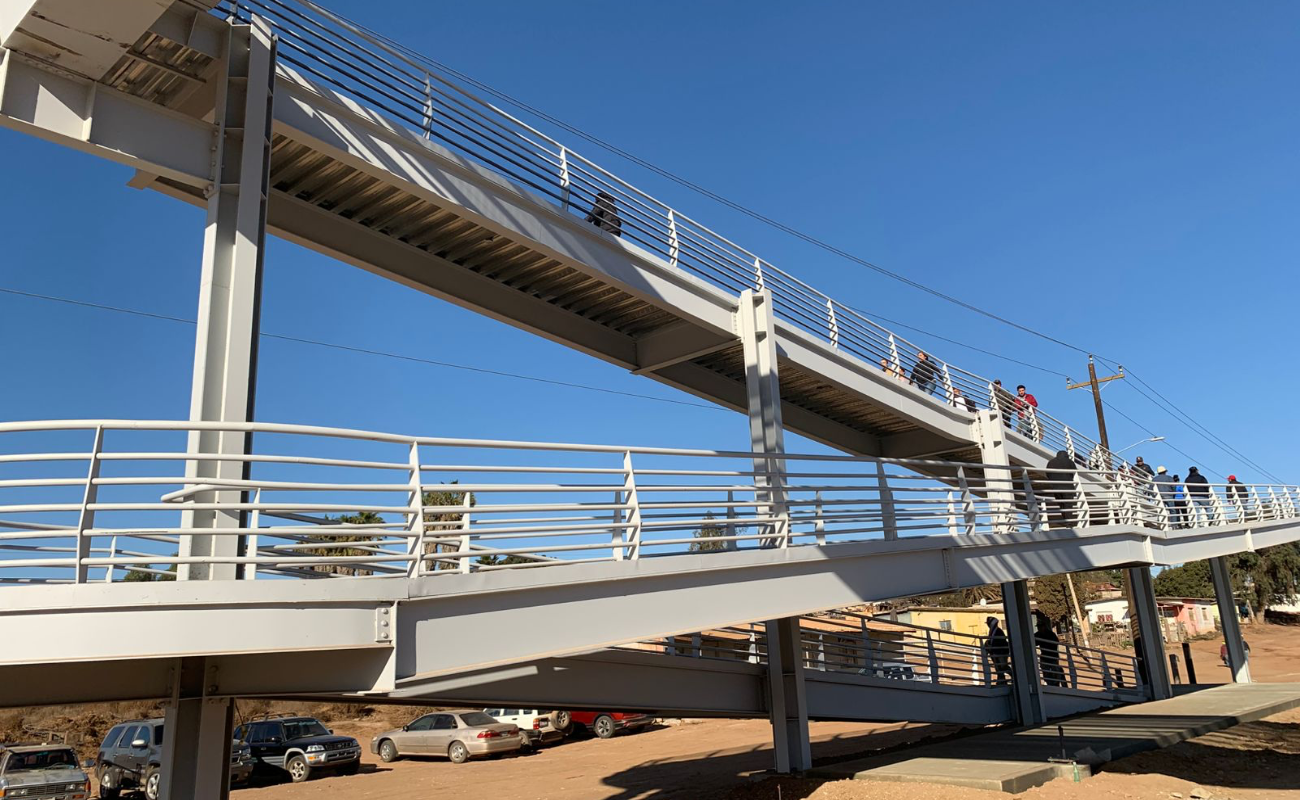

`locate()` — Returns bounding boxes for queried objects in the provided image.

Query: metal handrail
[2,419,1297,583]
[204,0,1122,467]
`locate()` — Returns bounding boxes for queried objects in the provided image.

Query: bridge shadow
[596,722,965,799]
[1098,718,1300,792]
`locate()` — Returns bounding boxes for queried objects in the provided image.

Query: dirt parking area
[217,625,1299,800]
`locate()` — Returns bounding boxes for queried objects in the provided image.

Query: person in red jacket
[1014,385,1039,440]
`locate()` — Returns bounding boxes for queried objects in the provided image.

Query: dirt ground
[23,624,1299,799]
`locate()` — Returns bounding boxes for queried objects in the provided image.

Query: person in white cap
[1152,466,1179,526]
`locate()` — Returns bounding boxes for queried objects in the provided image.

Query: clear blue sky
[1,1,1296,481]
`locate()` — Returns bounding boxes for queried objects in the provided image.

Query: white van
[481,709,566,748]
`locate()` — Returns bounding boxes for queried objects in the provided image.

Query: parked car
[96,718,254,798]
[481,708,564,749]
[858,661,925,681]
[232,715,359,783]
[565,712,651,739]
[371,710,522,764]
[0,744,90,800]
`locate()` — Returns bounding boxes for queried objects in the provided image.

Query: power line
[0,287,725,413]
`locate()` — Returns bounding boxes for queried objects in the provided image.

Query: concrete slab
[811,682,1300,793]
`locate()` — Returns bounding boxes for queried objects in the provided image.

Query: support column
[974,412,1019,534]
[737,290,789,546]
[1210,556,1251,683]
[180,18,276,580]
[1001,580,1045,725]
[158,658,234,800]
[764,617,811,773]
[1127,566,1173,699]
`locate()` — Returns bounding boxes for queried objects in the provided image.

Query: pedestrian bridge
[0,0,1284,793]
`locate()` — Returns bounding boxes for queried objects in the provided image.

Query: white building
[1085,598,1130,628]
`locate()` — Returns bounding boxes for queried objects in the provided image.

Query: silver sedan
[371,710,522,764]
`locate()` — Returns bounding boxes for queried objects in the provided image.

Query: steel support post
[1000,580,1045,726]
[975,412,1017,534]
[738,290,789,547]
[764,617,811,773]
[1210,556,1251,683]
[1127,566,1173,699]
[159,658,234,800]
[180,19,276,580]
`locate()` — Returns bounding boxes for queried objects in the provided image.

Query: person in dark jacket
[1045,450,1076,527]
[1227,475,1250,519]
[585,191,622,237]
[910,352,940,396]
[1184,466,1213,526]
[1134,456,1154,478]
[993,380,1016,427]
[1035,612,1064,687]
[986,616,1011,685]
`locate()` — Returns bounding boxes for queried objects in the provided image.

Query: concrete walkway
[811,682,1300,793]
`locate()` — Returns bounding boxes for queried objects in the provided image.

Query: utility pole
[1065,355,1125,452]
[1066,355,1128,648]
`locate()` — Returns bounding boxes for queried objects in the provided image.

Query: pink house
[1156,597,1221,639]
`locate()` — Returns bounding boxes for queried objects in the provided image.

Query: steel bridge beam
[179,19,275,581]
[1211,556,1251,683]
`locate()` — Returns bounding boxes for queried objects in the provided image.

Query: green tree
[476,553,536,567]
[306,510,386,577]
[123,564,177,582]
[1153,561,1214,598]
[422,485,475,571]
[1032,575,1097,626]
[690,514,728,553]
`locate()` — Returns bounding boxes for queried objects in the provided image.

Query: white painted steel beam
[633,321,735,374]
[1128,566,1172,699]
[0,0,179,80]
[1001,579,1045,725]
[180,20,275,580]
[160,658,233,800]
[1211,556,1251,683]
[0,49,212,186]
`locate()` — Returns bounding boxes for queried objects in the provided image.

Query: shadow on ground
[1099,718,1300,792]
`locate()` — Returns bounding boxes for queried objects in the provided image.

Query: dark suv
[233,716,360,783]
[95,718,252,799]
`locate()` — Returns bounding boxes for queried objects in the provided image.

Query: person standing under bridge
[1035,612,1064,687]
[985,616,1011,685]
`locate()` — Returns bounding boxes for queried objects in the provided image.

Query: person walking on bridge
[585,191,623,237]
[1045,449,1077,527]
[910,351,940,396]
[1227,475,1249,519]
[1153,466,1178,527]
[1184,466,1213,526]
[1134,456,1154,478]
[985,616,1012,685]
[1014,385,1040,440]
[993,380,1016,427]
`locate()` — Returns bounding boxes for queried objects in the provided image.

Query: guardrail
[619,611,1142,696]
[205,0,1112,465]
[2,419,1297,584]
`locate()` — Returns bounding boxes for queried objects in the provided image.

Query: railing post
[748,629,760,664]
[956,466,976,535]
[981,645,992,687]
[623,451,643,559]
[1268,487,1281,520]
[558,146,571,211]
[941,364,954,404]
[691,632,702,658]
[243,487,261,581]
[1101,651,1112,691]
[945,490,958,536]
[611,489,625,561]
[1072,471,1088,528]
[1066,646,1078,689]
[814,491,826,546]
[816,633,826,671]
[73,425,104,584]
[405,441,426,578]
[1021,469,1044,532]
[753,257,765,292]
[1064,426,1076,461]
[1211,486,1227,526]
[926,631,940,684]
[876,461,898,541]
[667,209,680,269]
[421,73,433,139]
[987,382,999,419]
[725,489,739,551]
[826,300,839,349]
[888,334,901,375]
[458,492,473,574]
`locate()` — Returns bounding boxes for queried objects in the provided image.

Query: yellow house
[895,605,1007,639]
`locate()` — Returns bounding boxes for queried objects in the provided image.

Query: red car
[564,711,652,739]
